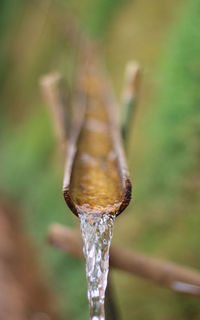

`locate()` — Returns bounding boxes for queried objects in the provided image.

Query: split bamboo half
[63,62,132,219]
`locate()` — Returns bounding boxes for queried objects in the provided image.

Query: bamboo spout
[63,64,132,219]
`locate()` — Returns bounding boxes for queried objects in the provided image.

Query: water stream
[79,212,115,320]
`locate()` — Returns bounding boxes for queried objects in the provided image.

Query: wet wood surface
[63,62,132,219]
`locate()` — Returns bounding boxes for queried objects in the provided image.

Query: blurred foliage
[0,0,200,319]
[84,0,130,37]
[137,0,200,206]
[114,0,200,319]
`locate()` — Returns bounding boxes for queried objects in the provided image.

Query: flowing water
[79,212,115,320]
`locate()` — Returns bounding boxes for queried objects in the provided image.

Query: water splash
[79,212,115,320]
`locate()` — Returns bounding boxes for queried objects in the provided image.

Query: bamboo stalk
[48,224,200,297]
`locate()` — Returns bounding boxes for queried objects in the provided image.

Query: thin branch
[121,61,141,141]
[48,223,200,297]
[40,72,70,154]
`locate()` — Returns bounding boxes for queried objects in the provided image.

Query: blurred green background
[1,0,200,319]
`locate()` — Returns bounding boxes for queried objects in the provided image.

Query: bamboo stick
[121,61,141,141]
[40,72,69,154]
[105,275,121,320]
[48,224,200,297]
